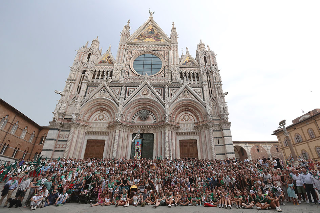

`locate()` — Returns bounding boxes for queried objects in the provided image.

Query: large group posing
[0,157,320,211]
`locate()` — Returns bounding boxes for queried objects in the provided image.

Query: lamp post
[279,120,298,167]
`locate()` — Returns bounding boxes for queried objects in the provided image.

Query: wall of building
[274,110,320,161]
[233,141,284,161]
[0,99,49,160]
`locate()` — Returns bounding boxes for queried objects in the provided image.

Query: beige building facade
[273,109,320,161]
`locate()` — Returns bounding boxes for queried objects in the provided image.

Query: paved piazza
[0,203,318,213]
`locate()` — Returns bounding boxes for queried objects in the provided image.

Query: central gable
[128,17,170,44]
[134,24,165,42]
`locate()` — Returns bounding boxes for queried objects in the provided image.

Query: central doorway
[84,140,105,159]
[179,139,198,159]
[130,133,154,159]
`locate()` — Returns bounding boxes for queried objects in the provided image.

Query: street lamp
[279,120,298,167]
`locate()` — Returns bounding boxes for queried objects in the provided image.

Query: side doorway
[179,139,198,159]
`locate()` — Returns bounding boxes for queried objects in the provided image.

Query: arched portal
[234,145,248,161]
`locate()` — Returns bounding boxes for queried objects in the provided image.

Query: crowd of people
[0,156,319,211]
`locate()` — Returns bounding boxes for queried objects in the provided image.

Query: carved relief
[193,88,203,99]
[110,87,121,99]
[169,88,179,98]
[127,87,137,97]
[89,111,110,122]
[58,131,70,140]
[154,87,163,97]
[86,87,97,96]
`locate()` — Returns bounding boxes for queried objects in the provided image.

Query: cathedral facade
[41,15,235,160]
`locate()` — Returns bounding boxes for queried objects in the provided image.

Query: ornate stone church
[41,14,235,160]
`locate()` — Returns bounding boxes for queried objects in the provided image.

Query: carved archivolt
[170,100,207,124]
[122,98,165,124]
[80,98,117,122]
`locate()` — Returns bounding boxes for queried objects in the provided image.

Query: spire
[186,47,189,55]
[120,20,130,44]
[91,36,100,50]
[170,21,178,43]
[197,39,206,51]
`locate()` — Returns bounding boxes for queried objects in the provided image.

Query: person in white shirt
[291,170,306,203]
[30,193,43,210]
[301,168,318,204]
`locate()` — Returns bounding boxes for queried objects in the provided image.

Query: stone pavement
[0,203,319,213]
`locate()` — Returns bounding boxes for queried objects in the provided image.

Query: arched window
[315,147,320,158]
[0,144,8,155]
[22,150,27,160]
[283,137,289,146]
[77,70,86,94]
[294,134,303,143]
[256,145,260,152]
[34,152,39,160]
[0,115,8,130]
[301,150,309,160]
[308,128,316,139]
[10,121,19,135]
[20,126,27,139]
[40,136,46,145]
[29,131,35,143]
[12,147,19,158]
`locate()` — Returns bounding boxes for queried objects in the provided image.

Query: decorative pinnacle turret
[198,40,206,51]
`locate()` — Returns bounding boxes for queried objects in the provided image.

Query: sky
[0,0,319,141]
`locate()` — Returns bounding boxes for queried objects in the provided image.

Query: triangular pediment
[81,83,119,106]
[170,84,206,107]
[96,48,115,65]
[123,81,164,107]
[128,18,170,44]
[180,54,199,67]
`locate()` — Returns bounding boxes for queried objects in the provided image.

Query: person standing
[301,168,318,204]
[0,176,18,207]
[291,170,306,203]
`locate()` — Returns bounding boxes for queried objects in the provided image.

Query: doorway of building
[84,140,105,159]
[179,139,198,159]
[130,133,154,159]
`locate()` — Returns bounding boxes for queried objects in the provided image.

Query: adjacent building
[273,109,320,161]
[0,99,49,161]
[41,14,235,160]
[233,141,283,161]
